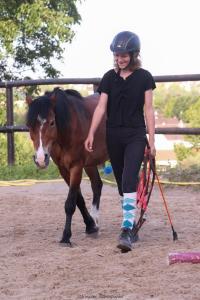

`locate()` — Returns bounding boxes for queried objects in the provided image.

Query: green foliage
[0,133,33,166]
[0,91,6,125]
[184,98,200,126]
[154,83,200,152]
[0,162,60,180]
[14,90,27,125]
[14,133,34,165]
[162,152,200,183]
[181,152,200,169]
[0,132,60,179]
[174,143,192,161]
[154,83,199,121]
[0,134,7,164]
[0,0,81,79]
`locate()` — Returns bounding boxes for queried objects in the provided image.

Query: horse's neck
[70,103,91,136]
[56,98,93,148]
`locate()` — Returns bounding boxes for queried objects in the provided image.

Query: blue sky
[56,0,200,78]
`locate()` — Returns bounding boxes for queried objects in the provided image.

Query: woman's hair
[114,51,141,72]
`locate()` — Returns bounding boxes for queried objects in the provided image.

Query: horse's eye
[50,120,55,127]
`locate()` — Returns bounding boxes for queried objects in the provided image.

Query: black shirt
[97,68,156,128]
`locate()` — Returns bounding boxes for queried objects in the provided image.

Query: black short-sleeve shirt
[97,68,156,128]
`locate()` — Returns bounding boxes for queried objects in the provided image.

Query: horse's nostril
[44,154,50,166]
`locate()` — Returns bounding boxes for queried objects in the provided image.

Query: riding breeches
[106,127,146,196]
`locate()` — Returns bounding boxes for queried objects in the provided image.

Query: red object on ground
[168,252,200,264]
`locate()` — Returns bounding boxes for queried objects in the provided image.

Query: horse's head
[26,94,57,169]
[26,88,87,168]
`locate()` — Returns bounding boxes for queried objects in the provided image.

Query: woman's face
[114,52,131,70]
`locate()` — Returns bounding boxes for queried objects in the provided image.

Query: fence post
[93,84,99,93]
[6,86,15,165]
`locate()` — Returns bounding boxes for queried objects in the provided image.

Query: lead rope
[132,139,178,241]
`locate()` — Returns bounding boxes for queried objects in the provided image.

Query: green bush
[181,152,200,169]
[15,133,34,165]
[0,132,33,166]
[0,162,60,180]
[174,143,192,161]
[0,92,6,125]
[162,150,200,183]
[0,132,60,180]
[163,164,200,183]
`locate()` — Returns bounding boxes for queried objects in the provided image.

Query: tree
[184,98,200,126]
[154,83,198,121]
[154,83,200,154]
[0,0,81,79]
[183,98,200,150]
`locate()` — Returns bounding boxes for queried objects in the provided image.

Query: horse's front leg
[60,187,78,245]
[60,165,82,245]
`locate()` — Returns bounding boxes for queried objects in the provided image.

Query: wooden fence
[0,74,200,165]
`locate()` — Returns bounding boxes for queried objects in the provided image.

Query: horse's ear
[26,95,32,105]
[49,93,57,107]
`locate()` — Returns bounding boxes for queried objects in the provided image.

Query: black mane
[26,88,88,134]
[26,95,51,128]
[64,89,82,99]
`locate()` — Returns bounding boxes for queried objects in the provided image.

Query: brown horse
[26,87,108,246]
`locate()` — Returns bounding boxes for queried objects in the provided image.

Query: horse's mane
[64,89,82,99]
[26,88,88,135]
[53,88,88,134]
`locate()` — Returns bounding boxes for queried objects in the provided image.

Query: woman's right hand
[84,134,94,152]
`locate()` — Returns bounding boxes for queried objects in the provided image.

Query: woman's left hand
[149,142,156,157]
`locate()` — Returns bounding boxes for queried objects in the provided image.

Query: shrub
[0,132,33,166]
[174,143,192,162]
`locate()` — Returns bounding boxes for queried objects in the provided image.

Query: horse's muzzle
[33,153,50,169]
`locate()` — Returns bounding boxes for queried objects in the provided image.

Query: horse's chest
[59,151,80,170]
[52,147,81,170]
[62,153,75,169]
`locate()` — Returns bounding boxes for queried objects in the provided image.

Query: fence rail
[0,125,200,135]
[1,73,200,88]
[0,74,200,165]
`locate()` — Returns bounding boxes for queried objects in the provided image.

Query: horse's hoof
[121,248,131,254]
[85,225,99,235]
[60,239,72,247]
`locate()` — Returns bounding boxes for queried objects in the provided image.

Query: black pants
[106,127,146,196]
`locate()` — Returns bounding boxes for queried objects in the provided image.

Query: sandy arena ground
[0,180,200,300]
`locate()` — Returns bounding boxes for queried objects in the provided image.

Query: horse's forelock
[26,95,52,129]
[27,88,87,137]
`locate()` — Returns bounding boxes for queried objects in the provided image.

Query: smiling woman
[114,53,131,72]
[84,30,156,252]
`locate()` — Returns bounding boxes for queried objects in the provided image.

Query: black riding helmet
[110,31,140,53]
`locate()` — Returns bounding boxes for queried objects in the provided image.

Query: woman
[85,31,156,251]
